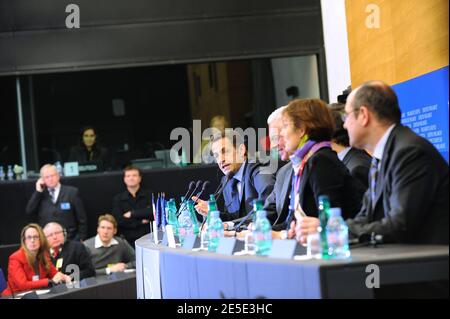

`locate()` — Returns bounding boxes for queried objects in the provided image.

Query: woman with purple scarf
[272,99,364,239]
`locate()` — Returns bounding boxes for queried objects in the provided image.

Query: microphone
[185,180,203,202]
[229,209,254,232]
[214,172,235,201]
[177,181,195,216]
[192,181,210,205]
[189,180,203,201]
[175,181,196,217]
[198,174,235,233]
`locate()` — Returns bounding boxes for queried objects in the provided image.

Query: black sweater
[50,240,95,280]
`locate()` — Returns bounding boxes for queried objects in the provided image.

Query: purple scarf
[290,140,332,171]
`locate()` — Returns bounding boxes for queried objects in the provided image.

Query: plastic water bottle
[253,210,272,256]
[326,207,351,259]
[178,199,199,243]
[177,199,190,244]
[0,166,5,181]
[318,195,331,259]
[204,194,218,229]
[207,211,224,252]
[251,199,264,223]
[187,200,200,236]
[166,198,179,237]
[207,195,218,217]
[6,165,14,181]
[55,161,63,176]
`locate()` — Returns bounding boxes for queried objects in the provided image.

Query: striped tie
[49,188,56,204]
[370,157,380,208]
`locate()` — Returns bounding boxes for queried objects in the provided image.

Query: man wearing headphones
[43,222,95,280]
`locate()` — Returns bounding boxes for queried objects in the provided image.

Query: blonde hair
[20,223,52,273]
[97,214,117,229]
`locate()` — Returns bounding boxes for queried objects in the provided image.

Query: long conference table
[4,273,137,299]
[135,234,449,299]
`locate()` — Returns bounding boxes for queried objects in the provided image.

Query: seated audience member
[295,81,449,244]
[43,222,95,280]
[26,164,88,241]
[272,98,365,239]
[2,224,71,296]
[112,166,153,246]
[84,214,136,275]
[67,126,110,170]
[329,102,371,189]
[193,131,276,224]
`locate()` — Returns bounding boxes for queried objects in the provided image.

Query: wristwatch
[280,230,288,240]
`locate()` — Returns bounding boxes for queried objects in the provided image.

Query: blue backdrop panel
[246,259,321,299]
[195,255,249,299]
[159,250,199,298]
[393,66,449,162]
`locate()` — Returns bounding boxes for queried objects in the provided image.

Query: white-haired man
[26,164,88,240]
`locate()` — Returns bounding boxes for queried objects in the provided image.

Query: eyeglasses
[45,230,64,238]
[25,235,40,241]
[341,110,358,122]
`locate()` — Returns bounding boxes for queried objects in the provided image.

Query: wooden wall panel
[346,0,449,86]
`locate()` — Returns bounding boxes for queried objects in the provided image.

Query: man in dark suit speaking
[295,81,449,245]
[26,164,88,241]
[194,131,275,223]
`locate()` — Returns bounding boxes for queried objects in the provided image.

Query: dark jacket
[67,144,110,170]
[112,188,153,245]
[347,125,449,244]
[264,162,293,225]
[342,148,371,190]
[50,240,95,280]
[278,147,365,230]
[219,161,276,221]
[26,185,88,240]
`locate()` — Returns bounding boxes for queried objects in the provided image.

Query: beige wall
[346,0,449,87]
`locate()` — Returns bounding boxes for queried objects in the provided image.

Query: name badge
[60,202,71,210]
[32,275,39,281]
[56,258,63,270]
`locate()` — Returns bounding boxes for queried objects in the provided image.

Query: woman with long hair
[67,126,110,170]
[2,223,71,296]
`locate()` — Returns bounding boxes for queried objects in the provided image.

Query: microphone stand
[175,181,196,218]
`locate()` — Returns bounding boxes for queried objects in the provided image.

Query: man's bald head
[348,80,401,125]
[40,164,60,189]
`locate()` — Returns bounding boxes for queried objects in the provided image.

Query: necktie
[228,177,241,214]
[370,157,380,208]
[49,188,56,203]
